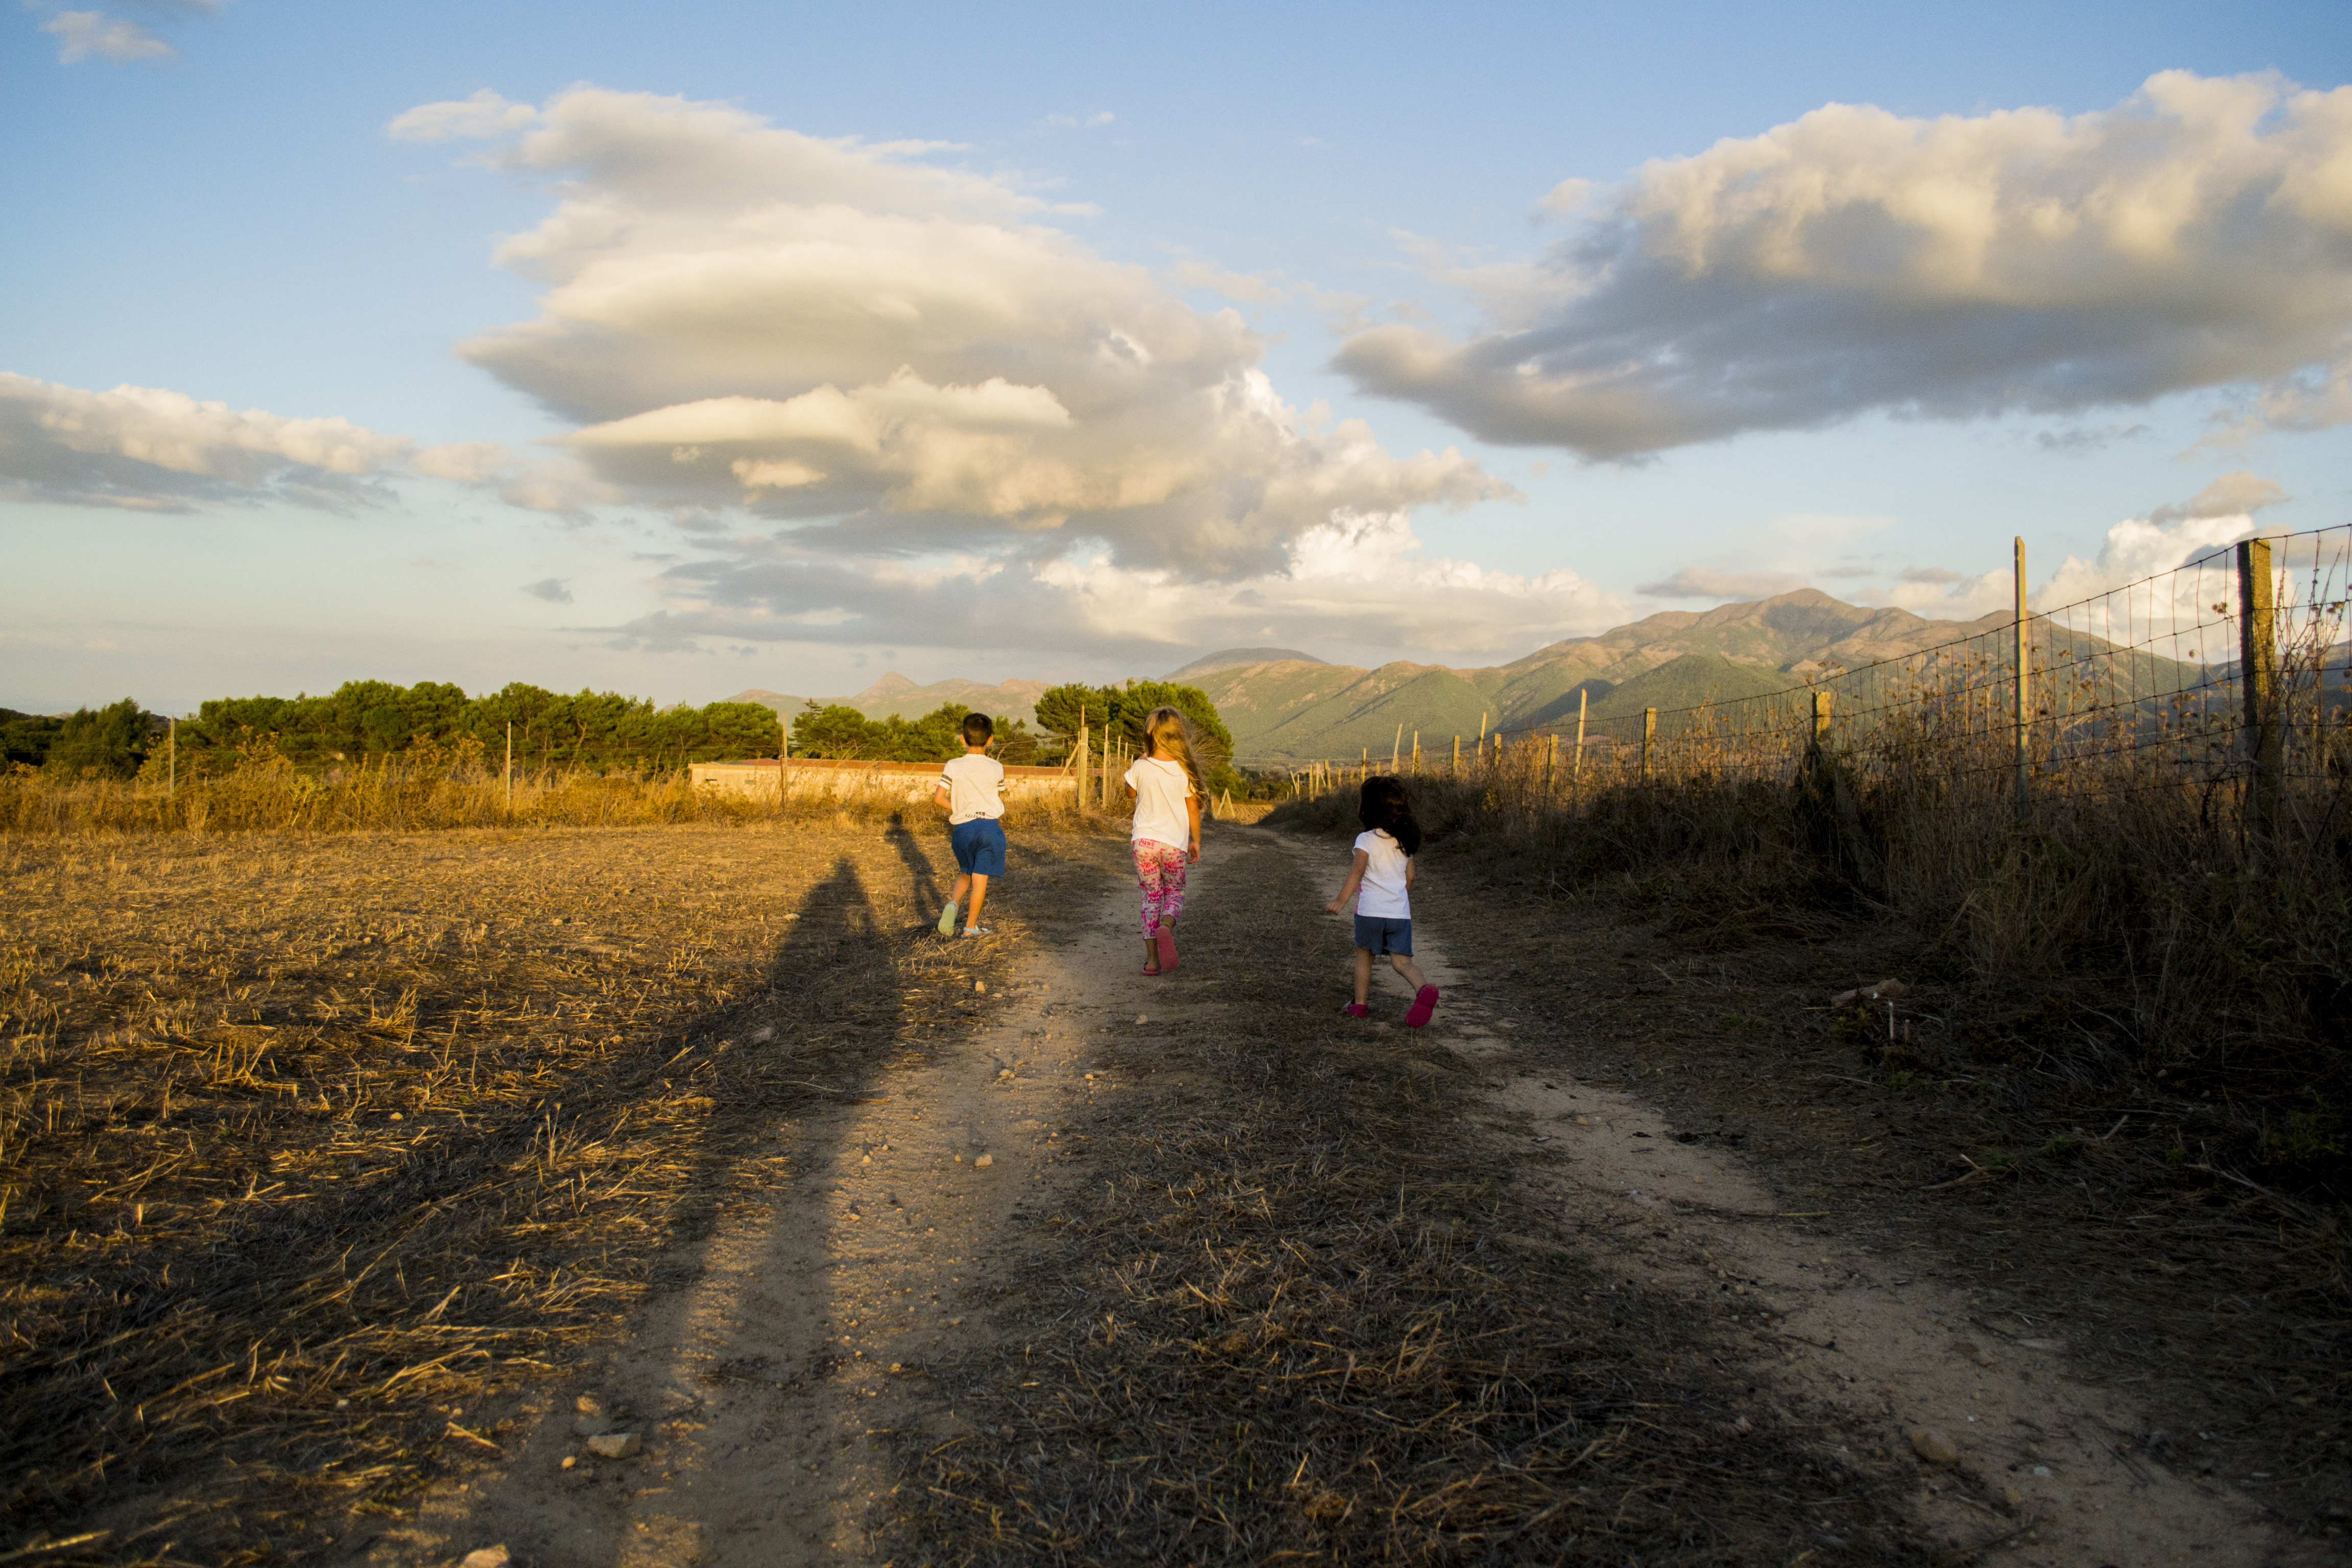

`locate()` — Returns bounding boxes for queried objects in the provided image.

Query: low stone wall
[688,757,1077,804]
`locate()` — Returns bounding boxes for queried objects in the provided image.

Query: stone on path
[1908,1427,1961,1466]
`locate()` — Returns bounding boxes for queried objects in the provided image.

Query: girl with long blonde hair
[1121,706,1210,974]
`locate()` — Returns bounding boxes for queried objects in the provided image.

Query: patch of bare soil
[1404,840,2348,1565]
[0,818,1099,1566]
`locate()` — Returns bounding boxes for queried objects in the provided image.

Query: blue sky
[5,0,2349,713]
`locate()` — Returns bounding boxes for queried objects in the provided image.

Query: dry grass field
[6,794,2335,1564]
[0,815,1091,1565]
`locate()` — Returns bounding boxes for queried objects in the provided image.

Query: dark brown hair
[1357,775,1422,855]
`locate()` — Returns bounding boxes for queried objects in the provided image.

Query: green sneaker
[937,898,959,936]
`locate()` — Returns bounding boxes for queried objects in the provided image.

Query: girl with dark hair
[1322,776,1441,1027]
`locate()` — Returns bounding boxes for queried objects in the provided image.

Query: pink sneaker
[1341,1002,1370,1019]
[1404,985,1440,1028]
[1155,926,1178,973]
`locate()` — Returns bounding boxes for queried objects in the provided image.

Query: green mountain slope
[732,588,2053,767]
[1255,665,1497,765]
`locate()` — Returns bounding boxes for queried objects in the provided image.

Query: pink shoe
[1404,985,1440,1028]
[1341,1002,1371,1018]
[1155,926,1178,973]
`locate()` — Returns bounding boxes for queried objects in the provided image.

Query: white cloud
[2147,469,2288,524]
[0,372,408,510]
[386,89,540,143]
[395,81,1517,651]
[410,440,511,483]
[1338,71,2352,459]
[1883,507,2271,626]
[0,373,604,515]
[521,577,574,604]
[605,510,1630,663]
[43,9,173,62]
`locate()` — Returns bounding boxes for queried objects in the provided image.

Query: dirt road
[354,823,2286,1566]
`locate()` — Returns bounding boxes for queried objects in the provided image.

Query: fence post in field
[1412,731,1420,773]
[167,716,176,801]
[2237,535,2282,840]
[1452,735,1460,776]
[2013,536,2029,820]
[1544,731,1555,801]
[1391,723,1402,773]
[1812,689,1833,748]
[1641,707,1657,780]
[1573,689,1587,802]
[504,721,513,814]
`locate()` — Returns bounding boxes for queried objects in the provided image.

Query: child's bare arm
[932,782,951,811]
[1185,793,1203,862]
[1406,855,1415,891]
[1323,849,1371,914]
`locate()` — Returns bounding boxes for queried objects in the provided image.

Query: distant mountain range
[729,673,1051,728]
[1186,589,2013,764]
[727,590,2037,765]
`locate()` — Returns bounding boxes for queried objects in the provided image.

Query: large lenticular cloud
[396,86,1508,581]
[1336,71,2352,459]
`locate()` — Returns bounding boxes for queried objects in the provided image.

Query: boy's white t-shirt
[1351,829,1411,918]
[938,753,1006,824]
[1124,755,1195,848]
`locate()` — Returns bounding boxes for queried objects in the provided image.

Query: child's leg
[1354,947,1374,1005]
[1135,841,1173,936]
[1389,952,1428,991]
[964,872,989,927]
[1157,846,1188,929]
[948,871,972,906]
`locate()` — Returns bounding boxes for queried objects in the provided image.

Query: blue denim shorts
[1353,914,1412,956]
[950,817,1007,877]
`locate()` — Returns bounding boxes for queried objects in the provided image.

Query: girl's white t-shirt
[1352,829,1411,918]
[1124,755,1195,848]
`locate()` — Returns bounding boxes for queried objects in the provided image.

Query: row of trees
[2,701,160,777]
[10,676,1244,784]
[787,702,1048,764]
[9,684,786,779]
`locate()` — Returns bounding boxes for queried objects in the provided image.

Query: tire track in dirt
[1266,827,2288,1567]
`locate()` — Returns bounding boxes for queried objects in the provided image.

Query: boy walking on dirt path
[934,713,1006,938]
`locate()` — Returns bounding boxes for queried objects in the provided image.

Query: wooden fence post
[1544,732,1555,801]
[1391,724,1402,774]
[2238,535,2282,840]
[1573,689,1587,802]
[1075,713,1088,814]
[505,721,513,813]
[167,716,176,801]
[1812,689,1833,746]
[2013,536,2029,821]
[1451,735,1460,776]
[1412,731,1420,773]
[1641,707,1657,781]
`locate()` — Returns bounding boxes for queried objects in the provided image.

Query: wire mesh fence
[1290,526,2351,842]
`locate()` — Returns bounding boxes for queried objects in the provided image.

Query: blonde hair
[1142,706,1211,797]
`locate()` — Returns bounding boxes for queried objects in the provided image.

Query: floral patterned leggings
[1133,838,1188,937]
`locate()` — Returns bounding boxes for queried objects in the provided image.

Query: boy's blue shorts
[950,818,1007,878]
[1353,915,1412,956]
